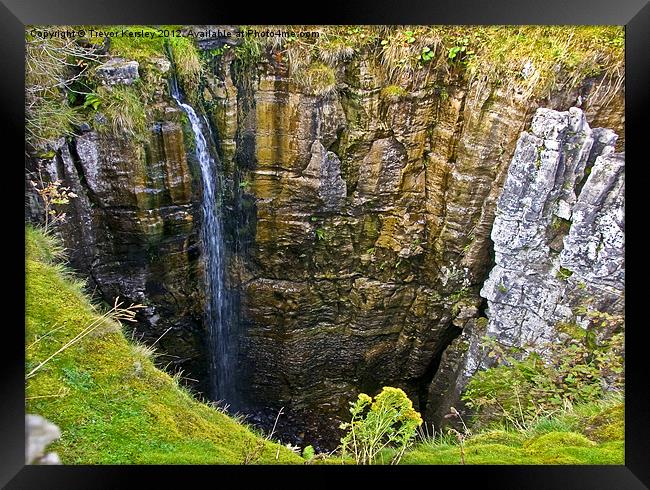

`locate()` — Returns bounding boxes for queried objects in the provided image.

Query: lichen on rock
[479,107,623,350]
[94,57,140,85]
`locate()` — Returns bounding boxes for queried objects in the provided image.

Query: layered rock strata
[203,46,624,448]
[25,39,625,451]
[432,108,624,424]
[480,107,624,348]
[25,59,210,394]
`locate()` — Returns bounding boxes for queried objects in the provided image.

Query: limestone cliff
[25,27,625,451]
[199,34,624,447]
[426,108,624,424]
[481,108,624,348]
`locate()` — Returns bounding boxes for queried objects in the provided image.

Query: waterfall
[170,79,235,405]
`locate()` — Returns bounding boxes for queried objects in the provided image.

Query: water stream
[170,79,235,405]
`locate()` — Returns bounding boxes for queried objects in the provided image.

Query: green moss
[465,430,525,447]
[580,402,624,443]
[179,111,196,151]
[524,431,596,452]
[25,225,302,465]
[380,85,408,102]
[401,430,621,465]
[105,26,166,62]
[401,443,534,465]
[475,317,489,329]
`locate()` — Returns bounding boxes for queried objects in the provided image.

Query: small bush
[340,386,422,465]
[25,30,106,150]
[462,310,624,431]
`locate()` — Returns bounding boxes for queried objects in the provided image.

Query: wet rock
[27,97,208,395]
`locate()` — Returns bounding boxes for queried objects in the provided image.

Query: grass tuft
[294,62,337,97]
[94,85,147,140]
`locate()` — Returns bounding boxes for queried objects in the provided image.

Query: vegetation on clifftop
[25,25,623,150]
[25,25,203,149]
[240,25,623,100]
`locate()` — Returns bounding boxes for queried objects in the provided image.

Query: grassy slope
[400,399,624,465]
[25,226,303,464]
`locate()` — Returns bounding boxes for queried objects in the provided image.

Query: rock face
[202,46,625,449]
[95,58,140,85]
[480,107,624,349]
[25,60,211,395]
[429,108,625,424]
[26,414,61,465]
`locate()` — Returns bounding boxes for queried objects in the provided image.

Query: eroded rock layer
[203,46,624,448]
[25,64,211,394]
[480,107,624,347]
[433,108,624,424]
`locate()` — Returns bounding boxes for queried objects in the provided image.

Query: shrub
[339,386,422,465]
[29,179,78,233]
[462,309,624,431]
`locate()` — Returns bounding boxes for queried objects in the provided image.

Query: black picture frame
[4,0,648,487]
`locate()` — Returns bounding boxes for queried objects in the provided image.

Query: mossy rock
[380,85,408,103]
[580,403,624,443]
[465,430,526,447]
[524,431,596,453]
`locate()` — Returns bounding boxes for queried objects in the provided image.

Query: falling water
[170,78,234,404]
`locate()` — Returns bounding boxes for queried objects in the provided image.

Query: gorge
[25,26,625,453]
